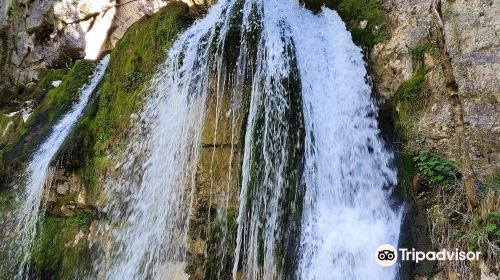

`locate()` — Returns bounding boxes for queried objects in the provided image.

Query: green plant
[461,211,500,252]
[409,40,436,62]
[414,151,458,187]
[0,193,8,207]
[30,216,92,278]
[72,213,92,228]
[395,68,425,102]
[7,5,21,19]
[484,172,500,191]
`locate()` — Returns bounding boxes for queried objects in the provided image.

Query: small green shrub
[409,40,436,62]
[72,213,92,228]
[414,151,459,187]
[484,172,500,191]
[461,211,500,252]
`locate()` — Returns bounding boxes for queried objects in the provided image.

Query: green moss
[62,2,190,198]
[30,215,92,279]
[409,40,437,63]
[204,210,237,280]
[395,68,425,103]
[24,60,93,130]
[0,60,93,167]
[399,153,417,202]
[393,67,427,151]
[337,0,387,49]
[241,38,305,278]
[90,2,189,156]
[30,69,68,102]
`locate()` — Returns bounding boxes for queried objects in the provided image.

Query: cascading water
[1,55,109,277]
[96,0,402,279]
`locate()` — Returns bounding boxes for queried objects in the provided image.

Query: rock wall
[371,0,499,278]
[372,0,499,177]
[0,0,216,85]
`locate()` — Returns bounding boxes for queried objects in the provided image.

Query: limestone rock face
[372,0,499,177]
[1,0,216,84]
[371,0,433,100]
[372,0,499,278]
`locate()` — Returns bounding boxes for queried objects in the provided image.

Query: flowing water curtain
[233,0,403,279]
[97,0,402,279]
[97,1,253,278]
[233,12,306,280]
[286,4,402,280]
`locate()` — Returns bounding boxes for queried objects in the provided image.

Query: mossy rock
[336,0,387,49]
[30,215,93,279]
[0,26,8,70]
[1,60,94,165]
[91,1,190,154]
[59,1,191,196]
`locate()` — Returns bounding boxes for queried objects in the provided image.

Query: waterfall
[3,55,109,278]
[97,0,402,279]
[290,7,402,280]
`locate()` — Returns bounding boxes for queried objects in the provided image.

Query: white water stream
[6,55,109,278]
[96,0,402,279]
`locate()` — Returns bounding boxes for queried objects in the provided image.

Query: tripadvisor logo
[374,244,481,266]
[375,244,398,266]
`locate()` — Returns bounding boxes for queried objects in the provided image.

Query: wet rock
[56,182,70,195]
[60,205,75,217]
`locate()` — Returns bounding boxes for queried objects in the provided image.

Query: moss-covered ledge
[57,1,191,194]
[26,3,192,278]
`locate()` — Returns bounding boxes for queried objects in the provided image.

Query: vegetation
[30,216,92,279]
[301,0,387,49]
[30,60,94,126]
[395,69,426,102]
[409,40,437,62]
[65,2,190,194]
[73,213,92,228]
[27,5,192,277]
[336,0,387,49]
[205,211,238,280]
[414,150,458,187]
[460,211,500,251]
